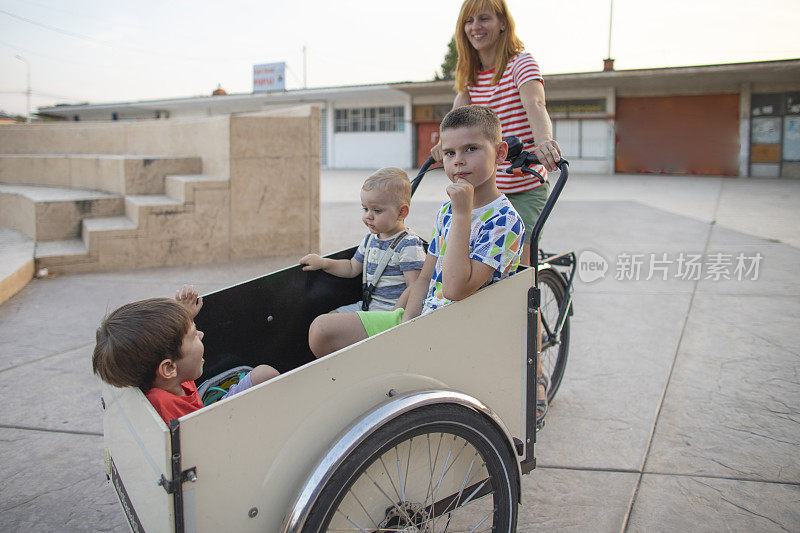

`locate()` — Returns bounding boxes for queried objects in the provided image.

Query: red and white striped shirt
[467,52,547,193]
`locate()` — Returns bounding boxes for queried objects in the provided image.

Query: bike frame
[538,251,576,351]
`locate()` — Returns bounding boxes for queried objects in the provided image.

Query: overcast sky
[1,0,799,116]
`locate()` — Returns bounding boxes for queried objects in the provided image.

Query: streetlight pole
[15,55,31,123]
[303,45,307,89]
[603,0,615,71]
[607,0,614,59]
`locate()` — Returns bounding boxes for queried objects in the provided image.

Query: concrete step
[0,184,123,241]
[34,238,96,275]
[0,228,35,304]
[5,172,232,277]
[0,154,202,195]
[35,238,88,259]
[124,194,185,226]
[30,186,223,275]
[165,174,229,203]
[82,216,138,249]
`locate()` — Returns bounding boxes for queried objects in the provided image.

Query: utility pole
[603,0,615,71]
[303,45,308,89]
[15,55,31,123]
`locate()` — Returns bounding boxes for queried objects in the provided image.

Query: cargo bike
[99,138,575,532]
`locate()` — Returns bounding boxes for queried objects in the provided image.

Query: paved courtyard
[1,168,798,531]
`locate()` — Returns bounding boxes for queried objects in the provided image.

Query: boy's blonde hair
[440,105,502,145]
[362,167,412,207]
[454,0,524,91]
[92,298,193,391]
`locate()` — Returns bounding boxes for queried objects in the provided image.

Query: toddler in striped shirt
[300,167,426,313]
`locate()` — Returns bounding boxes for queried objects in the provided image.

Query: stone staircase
[0,106,322,304]
[0,154,229,276]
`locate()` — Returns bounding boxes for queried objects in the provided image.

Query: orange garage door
[615,95,740,175]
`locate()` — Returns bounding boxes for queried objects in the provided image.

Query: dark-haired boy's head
[92,298,192,391]
[440,105,502,144]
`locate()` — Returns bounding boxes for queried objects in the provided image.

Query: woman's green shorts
[505,182,550,243]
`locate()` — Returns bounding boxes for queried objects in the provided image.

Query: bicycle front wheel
[303,404,519,532]
[538,268,570,403]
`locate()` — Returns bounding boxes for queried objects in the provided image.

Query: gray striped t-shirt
[353,230,427,306]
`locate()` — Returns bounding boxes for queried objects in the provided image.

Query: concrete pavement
[1,169,798,531]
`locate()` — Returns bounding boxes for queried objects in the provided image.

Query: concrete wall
[228,106,321,258]
[0,115,231,180]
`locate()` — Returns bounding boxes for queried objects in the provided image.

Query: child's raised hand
[175,284,203,317]
[446,179,474,214]
[300,254,325,271]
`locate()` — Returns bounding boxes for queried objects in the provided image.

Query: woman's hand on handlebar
[533,139,562,172]
[430,140,444,162]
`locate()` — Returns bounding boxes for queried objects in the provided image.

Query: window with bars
[334,106,405,133]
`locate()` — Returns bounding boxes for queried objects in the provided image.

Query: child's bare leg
[249,364,279,385]
[309,313,368,358]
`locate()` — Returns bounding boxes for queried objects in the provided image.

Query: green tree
[435,36,457,80]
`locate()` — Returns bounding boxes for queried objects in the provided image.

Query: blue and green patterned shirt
[423,195,524,314]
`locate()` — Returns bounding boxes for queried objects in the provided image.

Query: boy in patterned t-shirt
[403,104,524,319]
[308,105,523,357]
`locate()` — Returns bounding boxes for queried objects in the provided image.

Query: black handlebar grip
[503,136,523,160]
[502,135,541,166]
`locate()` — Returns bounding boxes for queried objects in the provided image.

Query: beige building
[39,59,800,177]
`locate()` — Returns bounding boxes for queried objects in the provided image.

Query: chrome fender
[282,389,522,533]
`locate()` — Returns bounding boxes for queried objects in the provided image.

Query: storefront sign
[253,62,286,93]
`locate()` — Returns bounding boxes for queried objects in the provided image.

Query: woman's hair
[454,0,525,92]
[92,298,192,391]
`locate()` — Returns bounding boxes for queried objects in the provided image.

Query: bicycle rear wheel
[537,268,570,403]
[303,404,519,532]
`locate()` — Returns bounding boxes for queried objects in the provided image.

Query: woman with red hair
[433,0,562,268]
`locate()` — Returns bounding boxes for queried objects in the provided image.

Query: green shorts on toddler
[356,308,404,337]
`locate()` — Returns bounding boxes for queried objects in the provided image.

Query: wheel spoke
[433,434,458,498]
[394,445,405,502]
[377,455,404,510]
[433,452,479,519]
[333,508,370,532]
[467,512,491,533]
[458,478,488,510]
[364,469,415,525]
[436,439,471,489]
[344,516,368,532]
[422,433,446,532]
[404,436,413,502]
[339,488,381,530]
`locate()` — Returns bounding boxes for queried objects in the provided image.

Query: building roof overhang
[38,58,800,117]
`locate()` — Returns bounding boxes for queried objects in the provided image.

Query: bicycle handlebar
[410,156,437,197]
